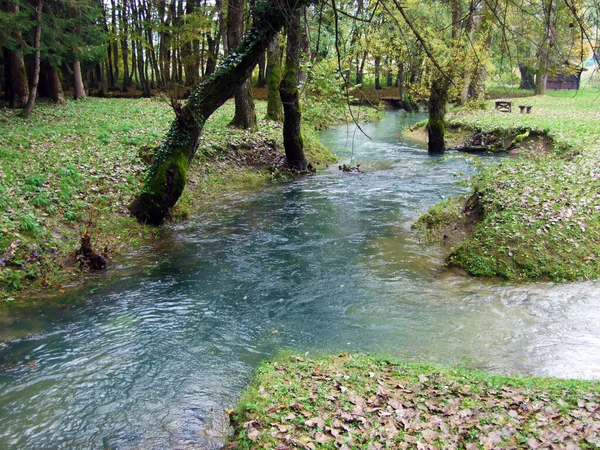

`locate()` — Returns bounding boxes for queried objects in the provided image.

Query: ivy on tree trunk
[129,0,313,225]
[279,9,311,172]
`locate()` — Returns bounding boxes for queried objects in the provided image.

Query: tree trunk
[535,0,554,95]
[227,0,257,128]
[121,0,131,91]
[279,10,310,172]
[519,65,536,90]
[23,0,43,117]
[73,60,86,100]
[47,64,66,104]
[111,0,119,84]
[129,0,307,225]
[386,63,393,87]
[427,77,448,154]
[374,56,381,89]
[265,33,283,121]
[256,51,266,87]
[2,2,29,108]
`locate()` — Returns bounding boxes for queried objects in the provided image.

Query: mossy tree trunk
[265,34,283,121]
[227,0,257,128]
[46,63,66,105]
[130,0,309,225]
[427,77,449,154]
[278,9,311,172]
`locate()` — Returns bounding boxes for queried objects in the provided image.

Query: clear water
[1,112,600,449]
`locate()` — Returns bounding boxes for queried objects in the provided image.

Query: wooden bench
[518,105,533,114]
[495,100,512,112]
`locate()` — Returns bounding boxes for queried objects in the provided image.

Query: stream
[1,111,600,449]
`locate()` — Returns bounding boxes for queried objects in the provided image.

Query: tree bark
[47,63,66,104]
[535,0,554,95]
[121,0,131,91]
[129,0,308,225]
[227,0,257,128]
[2,2,29,108]
[256,51,266,86]
[374,56,381,89]
[265,33,283,121]
[279,10,310,172]
[73,60,86,100]
[23,0,43,117]
[427,77,449,154]
[204,0,224,78]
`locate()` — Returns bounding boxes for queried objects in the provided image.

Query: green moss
[412,197,463,243]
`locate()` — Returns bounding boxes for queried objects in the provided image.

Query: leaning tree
[129,0,315,225]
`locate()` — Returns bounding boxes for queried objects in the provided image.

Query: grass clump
[423,88,600,281]
[227,353,600,449]
[412,197,464,244]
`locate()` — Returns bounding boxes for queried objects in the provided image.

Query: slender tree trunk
[73,60,86,100]
[266,33,283,121]
[459,3,476,106]
[182,0,197,86]
[131,40,138,84]
[132,0,151,96]
[129,0,308,225]
[111,0,119,84]
[535,0,554,95]
[427,77,449,154]
[2,2,29,108]
[386,60,393,87]
[121,0,131,91]
[374,56,381,89]
[23,0,43,117]
[279,10,310,171]
[257,51,266,87]
[227,0,256,128]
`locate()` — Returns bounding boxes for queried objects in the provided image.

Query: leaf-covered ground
[419,89,600,281]
[228,354,600,449]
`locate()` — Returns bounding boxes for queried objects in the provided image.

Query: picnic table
[495,100,512,112]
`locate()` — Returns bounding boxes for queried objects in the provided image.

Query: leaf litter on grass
[228,354,600,449]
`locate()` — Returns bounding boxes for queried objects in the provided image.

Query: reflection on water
[1,112,599,449]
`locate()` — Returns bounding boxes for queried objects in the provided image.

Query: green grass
[430,88,600,281]
[0,96,342,303]
[227,353,600,449]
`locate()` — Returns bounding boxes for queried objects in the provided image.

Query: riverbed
[1,111,599,449]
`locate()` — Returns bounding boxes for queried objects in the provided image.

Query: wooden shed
[546,63,585,90]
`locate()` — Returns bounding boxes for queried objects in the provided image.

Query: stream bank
[0,98,381,308]
[227,354,600,449]
[2,111,600,449]
[408,91,600,281]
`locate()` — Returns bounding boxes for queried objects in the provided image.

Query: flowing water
[1,112,600,449]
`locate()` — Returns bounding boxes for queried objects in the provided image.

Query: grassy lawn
[419,88,600,281]
[227,354,600,449]
[0,97,343,304]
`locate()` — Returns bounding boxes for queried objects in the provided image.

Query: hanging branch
[330,0,372,143]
